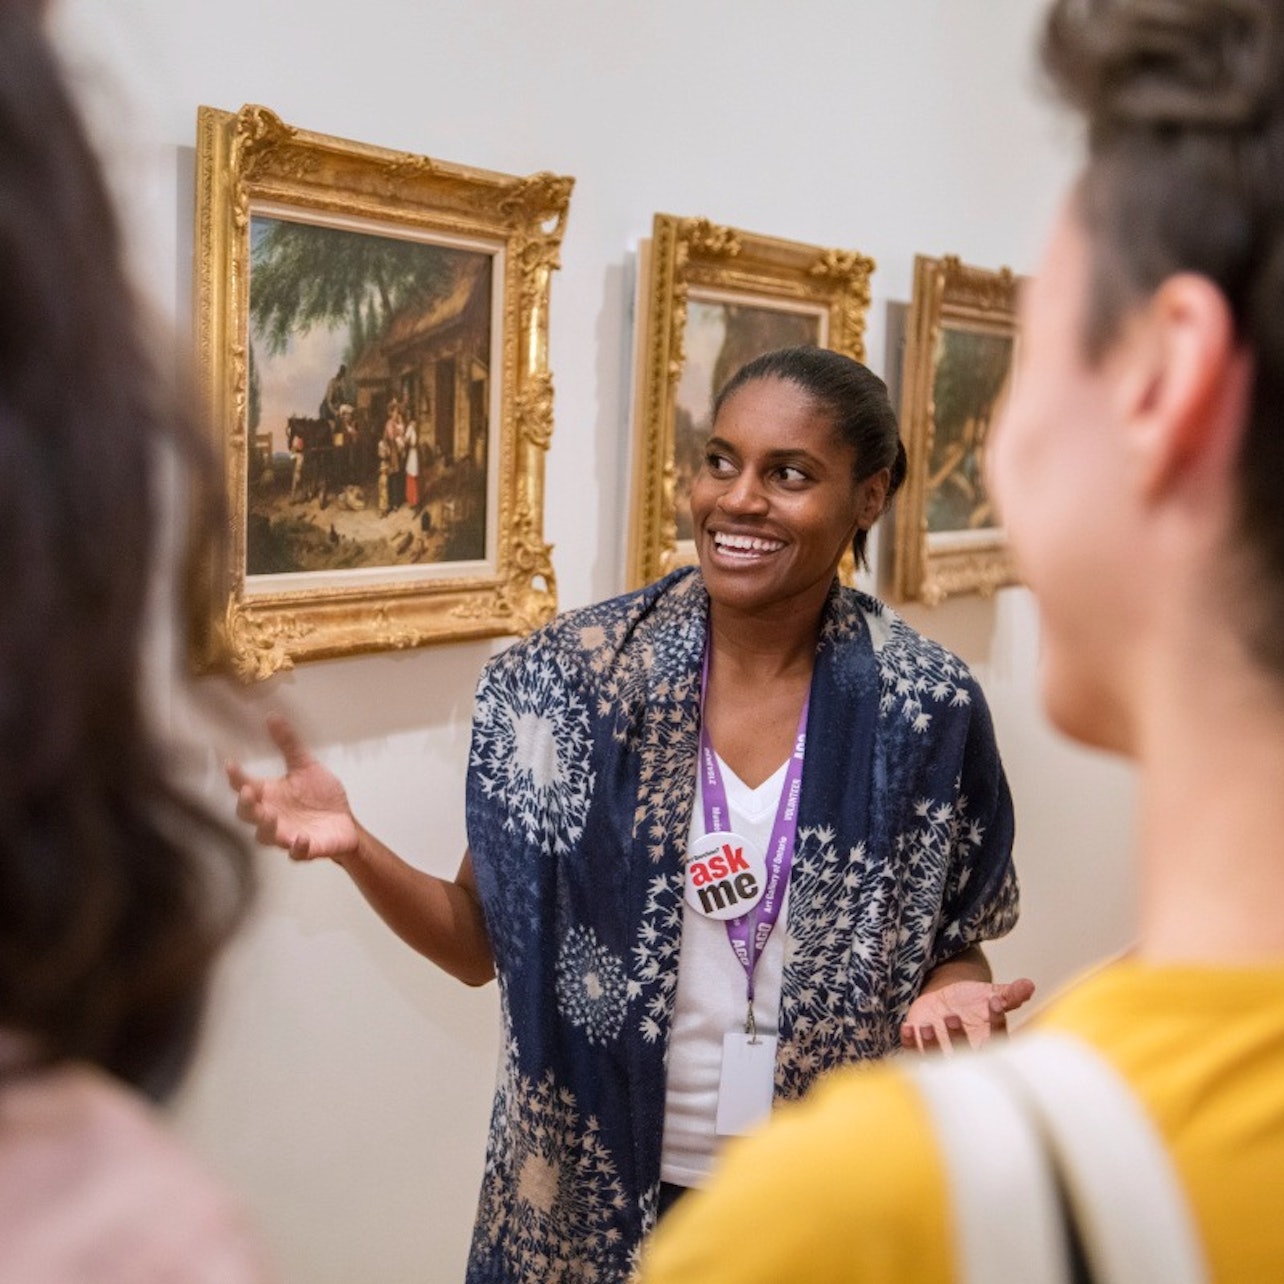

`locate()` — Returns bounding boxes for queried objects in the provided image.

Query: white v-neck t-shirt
[660,754,791,1188]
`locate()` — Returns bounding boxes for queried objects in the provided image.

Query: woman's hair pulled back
[1042,0,1284,672]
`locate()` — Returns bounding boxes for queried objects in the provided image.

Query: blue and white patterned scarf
[464,568,1017,1282]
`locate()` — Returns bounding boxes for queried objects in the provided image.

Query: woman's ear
[1123,273,1251,504]
[855,467,892,529]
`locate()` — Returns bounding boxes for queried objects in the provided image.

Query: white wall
[51,3,1136,1280]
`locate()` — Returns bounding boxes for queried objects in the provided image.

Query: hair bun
[1044,0,1277,138]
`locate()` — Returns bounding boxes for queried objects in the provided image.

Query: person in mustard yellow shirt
[641,0,1284,1280]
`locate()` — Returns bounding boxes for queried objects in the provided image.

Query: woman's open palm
[227,713,359,862]
[901,976,1036,1054]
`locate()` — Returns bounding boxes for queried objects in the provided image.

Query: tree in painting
[249,221,455,362]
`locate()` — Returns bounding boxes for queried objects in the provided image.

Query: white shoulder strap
[990,1033,1208,1284]
[906,1032,1208,1284]
[907,1047,1073,1284]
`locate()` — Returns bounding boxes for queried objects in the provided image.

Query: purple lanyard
[698,643,809,1006]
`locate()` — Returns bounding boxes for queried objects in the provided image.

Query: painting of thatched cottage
[245,213,495,578]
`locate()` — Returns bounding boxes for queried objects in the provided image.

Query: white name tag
[715,1032,778,1136]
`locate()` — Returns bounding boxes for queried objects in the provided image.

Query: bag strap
[907,1046,1073,1284]
[990,1034,1208,1284]
[906,1032,1208,1284]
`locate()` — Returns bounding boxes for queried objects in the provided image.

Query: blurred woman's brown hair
[0,0,253,1099]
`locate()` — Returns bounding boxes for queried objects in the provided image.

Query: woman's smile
[708,530,787,561]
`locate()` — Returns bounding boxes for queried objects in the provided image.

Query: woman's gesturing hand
[900,977,1036,1055]
[226,713,360,863]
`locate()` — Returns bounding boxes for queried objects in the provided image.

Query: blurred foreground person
[0,3,266,1280]
[642,1,1284,1280]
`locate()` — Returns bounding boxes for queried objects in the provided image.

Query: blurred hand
[900,977,1036,1055]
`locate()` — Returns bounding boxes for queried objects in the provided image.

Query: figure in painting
[319,362,349,428]
[926,328,1013,534]
[379,397,407,515]
[404,419,421,509]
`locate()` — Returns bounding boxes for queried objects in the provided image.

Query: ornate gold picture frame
[892,254,1021,605]
[193,104,573,679]
[626,214,875,589]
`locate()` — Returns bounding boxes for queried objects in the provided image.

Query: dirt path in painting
[247,484,449,573]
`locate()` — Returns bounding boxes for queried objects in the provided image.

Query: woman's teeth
[714,533,784,556]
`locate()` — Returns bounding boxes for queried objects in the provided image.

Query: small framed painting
[192,104,573,679]
[626,214,875,588]
[892,254,1021,605]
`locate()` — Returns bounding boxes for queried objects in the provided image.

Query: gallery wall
[52,2,1137,1281]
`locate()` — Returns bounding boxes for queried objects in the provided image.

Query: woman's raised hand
[227,713,360,863]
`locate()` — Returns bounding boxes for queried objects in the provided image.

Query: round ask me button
[684,831,766,921]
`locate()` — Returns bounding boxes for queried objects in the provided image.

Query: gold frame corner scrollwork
[625,213,875,590]
[191,104,572,680]
[891,253,1021,607]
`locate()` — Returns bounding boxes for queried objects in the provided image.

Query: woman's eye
[705,452,733,474]
[778,465,809,484]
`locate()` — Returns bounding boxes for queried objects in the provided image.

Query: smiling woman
[661,347,1029,1202]
[229,344,1030,1283]
[691,357,895,630]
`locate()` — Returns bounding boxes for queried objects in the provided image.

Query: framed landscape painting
[193,104,573,679]
[892,254,1021,605]
[626,214,875,588]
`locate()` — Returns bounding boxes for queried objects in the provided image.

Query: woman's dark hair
[1042,0,1284,673]
[712,345,907,568]
[0,5,253,1098]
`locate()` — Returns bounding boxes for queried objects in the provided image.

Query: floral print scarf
[464,568,1017,1282]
